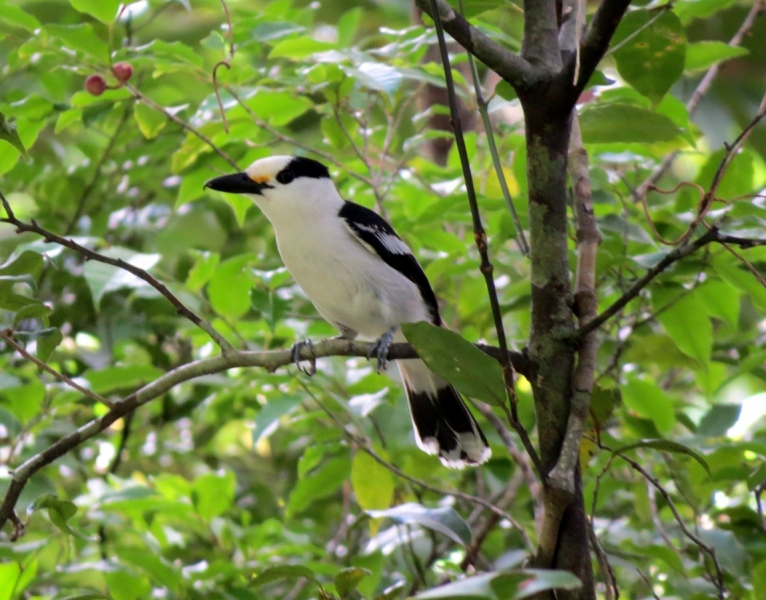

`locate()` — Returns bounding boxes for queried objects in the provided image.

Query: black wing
[339,201,440,325]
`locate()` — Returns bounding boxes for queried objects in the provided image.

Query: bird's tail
[398,359,491,469]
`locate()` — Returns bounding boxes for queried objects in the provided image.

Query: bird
[204,155,490,468]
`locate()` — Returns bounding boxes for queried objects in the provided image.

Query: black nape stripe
[285,156,330,179]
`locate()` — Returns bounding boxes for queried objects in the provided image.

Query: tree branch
[0,329,112,409]
[0,190,236,355]
[633,0,766,199]
[548,109,601,494]
[414,0,536,91]
[574,227,721,339]
[562,0,633,94]
[0,338,530,535]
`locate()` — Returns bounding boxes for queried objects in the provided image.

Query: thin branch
[614,449,725,599]
[0,329,113,408]
[465,47,529,256]
[212,0,235,133]
[636,570,661,600]
[755,485,766,536]
[0,191,235,354]
[574,227,720,339]
[125,83,239,170]
[414,0,536,91]
[225,86,376,189]
[428,0,541,473]
[563,0,633,95]
[0,337,530,535]
[634,0,766,199]
[588,522,618,600]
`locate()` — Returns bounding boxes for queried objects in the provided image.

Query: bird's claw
[368,328,395,374]
[291,339,316,376]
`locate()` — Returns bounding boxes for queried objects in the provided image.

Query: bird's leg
[368,326,397,374]
[291,339,316,377]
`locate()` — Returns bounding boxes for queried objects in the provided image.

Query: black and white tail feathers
[398,359,490,469]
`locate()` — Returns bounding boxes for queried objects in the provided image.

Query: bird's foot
[291,339,316,376]
[368,327,396,374]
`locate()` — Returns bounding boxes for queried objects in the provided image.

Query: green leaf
[748,463,766,491]
[0,1,40,31]
[611,9,686,104]
[1,380,44,424]
[253,396,302,444]
[119,549,181,592]
[250,287,290,333]
[714,256,766,311]
[244,90,313,126]
[673,0,739,24]
[37,327,62,362]
[82,247,161,305]
[27,493,85,538]
[251,565,319,588]
[287,456,351,516]
[579,103,681,143]
[105,571,152,600]
[345,62,403,95]
[697,280,739,327]
[621,379,675,434]
[684,41,748,72]
[697,404,741,438]
[754,560,766,600]
[351,449,394,511]
[494,80,517,101]
[412,569,581,600]
[654,290,712,368]
[46,24,109,61]
[268,37,336,59]
[402,321,506,406]
[192,471,236,521]
[85,365,164,394]
[185,250,220,293]
[614,439,710,475]
[0,562,20,600]
[69,0,121,24]
[207,254,255,318]
[133,102,167,140]
[337,7,363,47]
[0,110,28,158]
[367,502,472,547]
[335,567,372,598]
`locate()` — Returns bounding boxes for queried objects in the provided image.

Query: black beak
[204,172,272,195]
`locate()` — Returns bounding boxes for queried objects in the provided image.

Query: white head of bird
[204,155,341,226]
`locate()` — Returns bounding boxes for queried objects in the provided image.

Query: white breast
[273,217,430,339]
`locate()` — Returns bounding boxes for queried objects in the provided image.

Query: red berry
[112,62,133,83]
[84,74,106,96]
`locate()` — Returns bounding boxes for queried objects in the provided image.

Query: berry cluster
[84,62,133,96]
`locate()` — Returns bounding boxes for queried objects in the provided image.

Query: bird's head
[204,155,339,221]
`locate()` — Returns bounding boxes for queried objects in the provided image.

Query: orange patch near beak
[251,175,270,184]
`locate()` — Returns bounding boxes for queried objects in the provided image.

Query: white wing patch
[354,223,412,255]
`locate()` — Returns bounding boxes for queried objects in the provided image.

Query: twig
[633,0,766,199]
[414,0,535,90]
[0,337,531,535]
[225,86,376,188]
[755,485,766,536]
[125,84,239,170]
[427,0,527,450]
[464,46,529,256]
[588,521,618,600]
[212,0,235,133]
[574,227,720,339]
[0,329,113,408]
[636,569,662,600]
[0,190,235,354]
[614,449,725,599]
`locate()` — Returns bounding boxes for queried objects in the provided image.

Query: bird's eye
[276,169,295,185]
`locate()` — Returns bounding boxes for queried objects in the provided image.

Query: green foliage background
[0,0,766,598]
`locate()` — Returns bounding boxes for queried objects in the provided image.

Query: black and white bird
[204,155,490,468]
